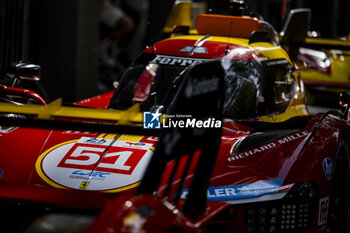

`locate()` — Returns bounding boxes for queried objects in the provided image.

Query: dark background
[0,0,349,102]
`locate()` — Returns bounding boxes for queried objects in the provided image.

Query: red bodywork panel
[0,114,347,233]
[74,91,114,109]
[0,37,349,233]
[0,84,47,105]
[144,39,262,60]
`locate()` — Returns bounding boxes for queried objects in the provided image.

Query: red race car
[0,9,350,233]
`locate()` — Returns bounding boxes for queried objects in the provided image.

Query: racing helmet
[222,56,298,119]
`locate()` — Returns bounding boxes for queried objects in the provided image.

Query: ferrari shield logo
[79,181,90,189]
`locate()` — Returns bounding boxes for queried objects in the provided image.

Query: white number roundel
[36,137,153,192]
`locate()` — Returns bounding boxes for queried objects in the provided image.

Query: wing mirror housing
[6,62,41,87]
[280,8,311,61]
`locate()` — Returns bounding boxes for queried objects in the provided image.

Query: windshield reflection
[109,53,297,120]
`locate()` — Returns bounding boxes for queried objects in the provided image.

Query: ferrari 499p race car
[0,8,350,233]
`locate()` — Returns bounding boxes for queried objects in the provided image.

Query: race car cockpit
[109,51,298,121]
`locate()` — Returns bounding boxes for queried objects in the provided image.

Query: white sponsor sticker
[36,137,153,192]
[318,196,329,225]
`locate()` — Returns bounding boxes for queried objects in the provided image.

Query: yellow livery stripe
[0,99,143,124]
[165,35,292,63]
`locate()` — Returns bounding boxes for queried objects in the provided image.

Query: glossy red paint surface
[0,84,47,105]
[0,113,348,232]
[82,114,348,233]
[144,39,262,60]
[0,33,349,233]
[74,91,114,108]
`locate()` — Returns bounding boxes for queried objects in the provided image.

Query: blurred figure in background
[99,0,134,92]
[119,0,150,67]
[100,0,134,52]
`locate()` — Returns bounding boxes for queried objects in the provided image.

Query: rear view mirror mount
[280,8,311,61]
[6,62,41,87]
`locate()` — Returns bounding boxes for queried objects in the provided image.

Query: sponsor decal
[179,178,284,201]
[318,196,329,225]
[179,46,207,54]
[125,142,146,147]
[322,158,333,180]
[184,77,220,98]
[227,131,309,162]
[150,55,211,67]
[64,130,91,135]
[36,137,153,192]
[265,59,290,66]
[83,138,107,145]
[69,170,111,181]
[143,111,161,129]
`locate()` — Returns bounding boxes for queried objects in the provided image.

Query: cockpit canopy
[109,52,297,120]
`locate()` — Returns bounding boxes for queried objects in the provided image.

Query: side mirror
[340,92,350,120]
[6,62,41,83]
[280,8,311,61]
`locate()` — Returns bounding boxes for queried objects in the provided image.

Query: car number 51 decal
[35,137,153,192]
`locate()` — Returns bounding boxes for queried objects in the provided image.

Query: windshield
[109,53,211,111]
[222,59,262,119]
[222,58,297,119]
[109,53,297,120]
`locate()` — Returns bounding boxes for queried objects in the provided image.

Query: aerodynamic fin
[136,60,225,218]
